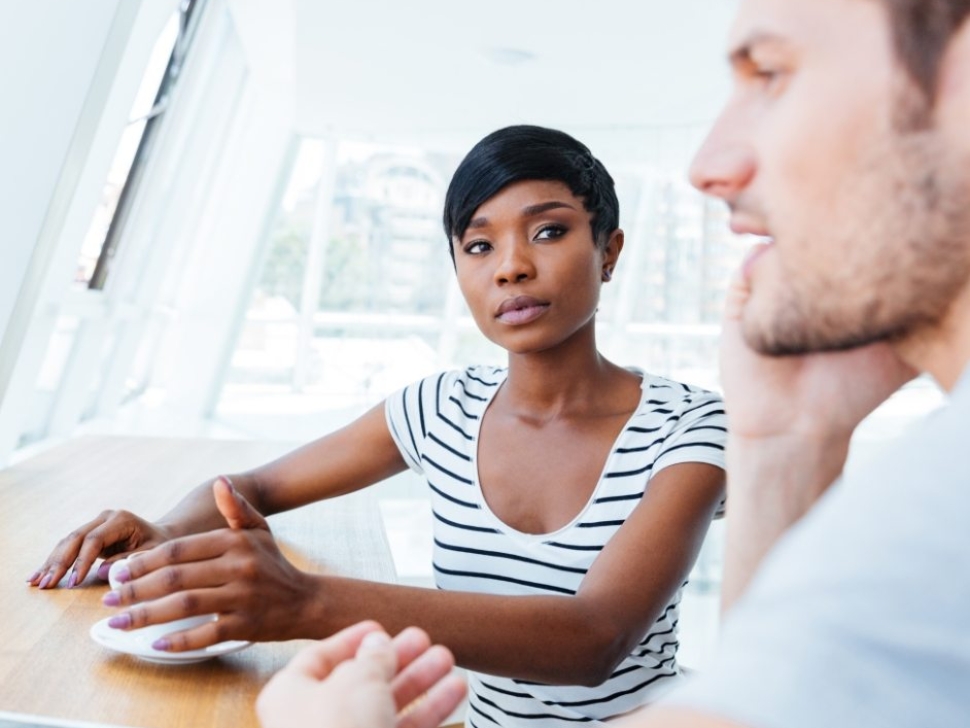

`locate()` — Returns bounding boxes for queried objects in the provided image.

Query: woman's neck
[501,329,639,420]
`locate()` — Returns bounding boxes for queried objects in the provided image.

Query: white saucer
[90,616,252,664]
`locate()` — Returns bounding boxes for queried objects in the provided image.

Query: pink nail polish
[151,638,171,651]
[103,591,121,607]
[108,613,131,629]
[113,567,131,584]
[38,574,53,589]
[96,562,111,580]
[67,571,78,589]
[26,571,40,583]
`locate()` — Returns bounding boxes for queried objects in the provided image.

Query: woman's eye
[464,241,491,255]
[534,225,567,241]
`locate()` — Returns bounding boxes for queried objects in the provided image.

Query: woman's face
[452,179,622,355]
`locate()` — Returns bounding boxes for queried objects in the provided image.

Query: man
[256,0,970,726]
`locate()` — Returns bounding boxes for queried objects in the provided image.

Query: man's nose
[689,125,756,201]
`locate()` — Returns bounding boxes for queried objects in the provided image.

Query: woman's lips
[496,296,550,325]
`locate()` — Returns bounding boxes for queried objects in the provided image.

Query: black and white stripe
[386,366,727,727]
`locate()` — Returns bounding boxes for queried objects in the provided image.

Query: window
[75,0,203,290]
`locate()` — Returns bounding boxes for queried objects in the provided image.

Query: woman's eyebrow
[522,201,576,217]
[466,201,576,231]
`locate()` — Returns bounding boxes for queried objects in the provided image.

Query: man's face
[690,0,970,356]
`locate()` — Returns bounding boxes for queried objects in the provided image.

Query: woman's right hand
[28,510,174,589]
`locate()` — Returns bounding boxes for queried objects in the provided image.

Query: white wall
[154,0,297,418]
[0,0,299,457]
[0,1,121,346]
[0,0,180,461]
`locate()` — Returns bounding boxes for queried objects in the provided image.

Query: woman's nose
[494,241,536,284]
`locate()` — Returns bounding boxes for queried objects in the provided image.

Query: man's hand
[256,621,467,728]
[718,257,916,610]
[721,258,917,443]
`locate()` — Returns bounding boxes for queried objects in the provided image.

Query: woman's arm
[311,462,725,685]
[31,403,407,589]
[160,402,408,529]
[110,461,724,686]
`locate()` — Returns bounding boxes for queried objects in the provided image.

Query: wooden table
[0,435,397,727]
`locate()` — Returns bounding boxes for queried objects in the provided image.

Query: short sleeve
[652,391,727,475]
[384,376,433,474]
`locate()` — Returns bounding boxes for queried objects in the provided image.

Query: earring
[602,269,612,282]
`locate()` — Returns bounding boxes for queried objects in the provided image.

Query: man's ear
[937,16,970,125]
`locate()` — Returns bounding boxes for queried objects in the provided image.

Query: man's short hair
[879,0,970,99]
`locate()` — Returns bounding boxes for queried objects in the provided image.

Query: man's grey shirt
[669,369,970,727]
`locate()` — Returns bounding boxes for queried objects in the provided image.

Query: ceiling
[230,0,736,162]
[237,0,739,166]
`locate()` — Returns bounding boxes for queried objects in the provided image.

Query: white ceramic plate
[89,616,251,664]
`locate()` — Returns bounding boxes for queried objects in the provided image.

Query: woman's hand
[256,622,466,728]
[101,479,319,650]
[28,509,174,590]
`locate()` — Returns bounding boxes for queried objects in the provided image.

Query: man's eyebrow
[728,31,786,66]
[465,201,577,231]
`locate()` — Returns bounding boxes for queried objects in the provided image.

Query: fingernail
[151,638,171,651]
[103,591,121,607]
[67,570,78,589]
[26,571,40,583]
[108,613,131,629]
[96,562,111,580]
[360,632,391,650]
[113,567,131,584]
[38,573,53,590]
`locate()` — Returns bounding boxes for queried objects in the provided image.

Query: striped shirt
[385,366,727,727]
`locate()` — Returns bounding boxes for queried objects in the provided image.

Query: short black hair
[443,125,620,258]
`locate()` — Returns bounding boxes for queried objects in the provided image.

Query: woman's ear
[602,229,624,281]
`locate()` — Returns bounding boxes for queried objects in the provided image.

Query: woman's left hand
[101,478,318,650]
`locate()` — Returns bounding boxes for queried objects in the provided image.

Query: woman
[32,126,726,726]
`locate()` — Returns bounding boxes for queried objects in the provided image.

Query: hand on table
[28,508,174,590]
[256,621,467,728]
[101,478,315,651]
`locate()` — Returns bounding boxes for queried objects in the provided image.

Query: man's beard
[746,119,970,357]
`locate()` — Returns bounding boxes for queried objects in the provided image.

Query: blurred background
[1,0,945,674]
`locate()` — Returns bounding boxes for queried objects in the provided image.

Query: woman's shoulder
[395,366,505,436]
[398,365,507,400]
[458,364,507,389]
[630,368,723,407]
[442,366,507,407]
